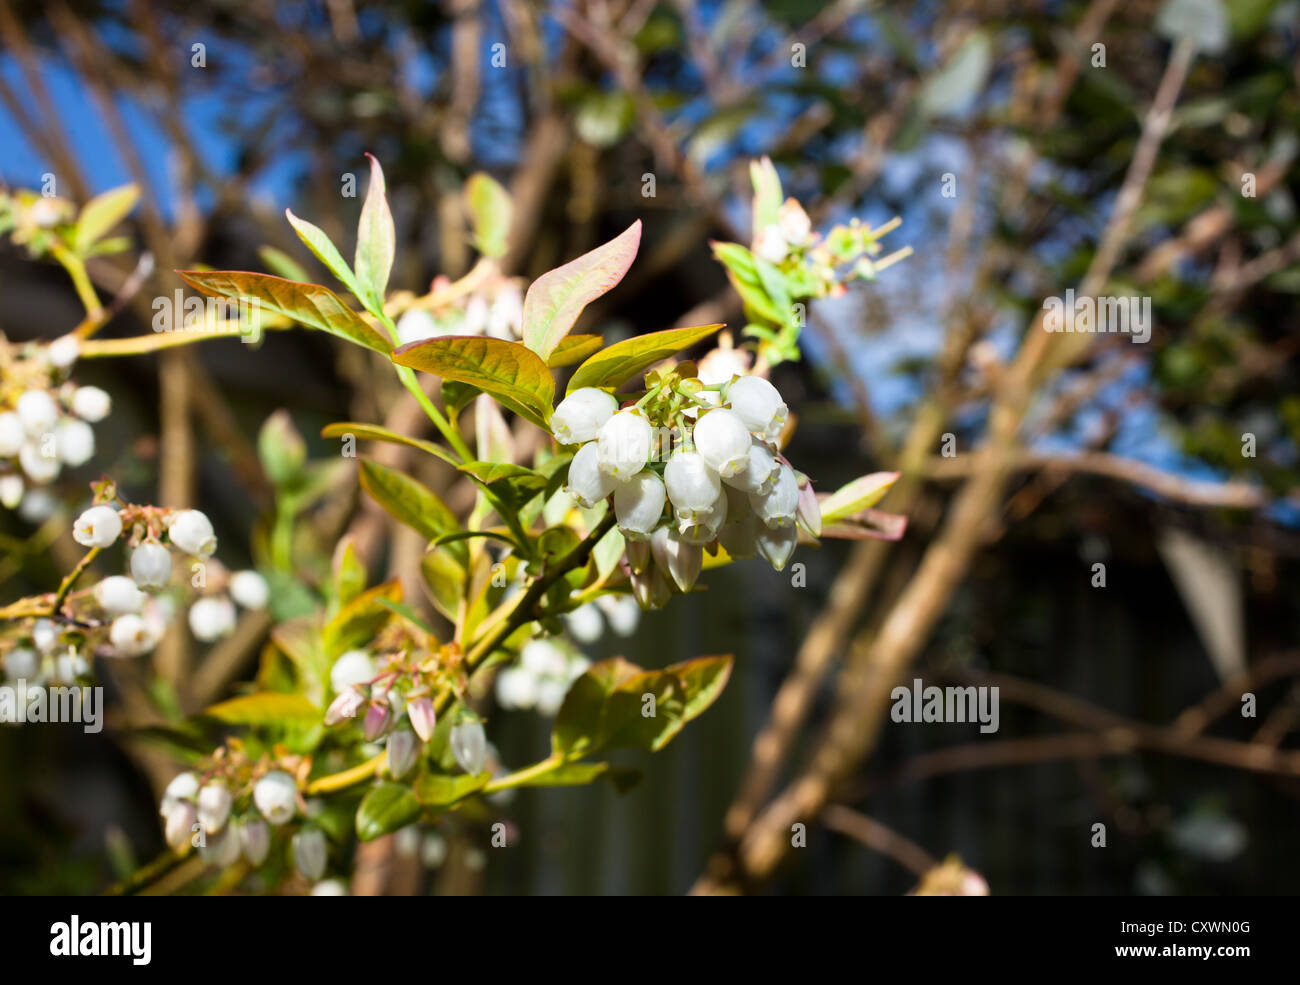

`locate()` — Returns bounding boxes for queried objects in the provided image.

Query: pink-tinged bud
[364,700,393,742]
[240,817,270,866]
[325,688,364,726]
[386,730,420,779]
[164,802,197,851]
[796,474,821,538]
[407,696,437,742]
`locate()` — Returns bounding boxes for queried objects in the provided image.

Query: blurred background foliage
[0,0,1298,894]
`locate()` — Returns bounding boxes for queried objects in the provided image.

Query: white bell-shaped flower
[16,389,58,436]
[596,409,653,480]
[552,387,618,445]
[651,524,703,592]
[130,539,173,589]
[189,596,236,642]
[726,376,788,442]
[723,437,780,494]
[692,409,752,478]
[73,505,122,548]
[330,649,375,694]
[55,418,95,467]
[0,412,25,456]
[757,523,798,571]
[19,442,59,483]
[565,441,615,508]
[749,463,799,528]
[677,486,728,545]
[630,562,672,611]
[70,386,112,422]
[253,770,298,825]
[167,509,216,558]
[613,470,665,540]
[664,451,721,520]
[718,486,760,559]
[94,575,144,617]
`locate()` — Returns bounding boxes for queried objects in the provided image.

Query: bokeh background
[1,0,1298,894]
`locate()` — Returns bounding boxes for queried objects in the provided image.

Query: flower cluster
[0,333,112,513]
[557,371,817,609]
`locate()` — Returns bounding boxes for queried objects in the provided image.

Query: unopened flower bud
[109,613,160,656]
[46,335,80,370]
[0,474,21,509]
[188,596,236,642]
[70,385,112,422]
[229,570,269,609]
[73,505,123,548]
[385,730,420,779]
[167,509,216,558]
[651,525,702,592]
[796,475,822,537]
[292,828,328,882]
[625,537,651,574]
[407,696,437,742]
[364,700,393,742]
[130,539,173,590]
[55,418,94,467]
[325,688,364,725]
[239,817,271,866]
[0,412,25,456]
[552,387,618,445]
[630,563,672,611]
[16,390,58,436]
[450,718,487,775]
[253,770,298,825]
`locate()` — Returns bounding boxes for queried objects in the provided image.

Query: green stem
[50,243,101,317]
[481,753,564,794]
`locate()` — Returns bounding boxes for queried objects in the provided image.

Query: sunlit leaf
[322,579,402,659]
[285,208,364,301]
[819,471,901,523]
[522,220,641,361]
[358,458,459,541]
[176,270,392,353]
[546,334,604,368]
[74,184,139,254]
[203,692,320,727]
[392,335,554,429]
[355,154,395,311]
[320,421,458,467]
[356,782,421,841]
[566,323,723,394]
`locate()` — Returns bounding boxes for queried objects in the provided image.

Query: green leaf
[666,655,733,722]
[331,537,367,612]
[358,458,459,542]
[320,421,458,467]
[457,460,547,495]
[566,323,723,394]
[711,242,789,325]
[355,154,395,312]
[522,220,641,361]
[421,547,465,621]
[440,380,481,419]
[203,692,321,727]
[414,771,491,807]
[74,184,139,254]
[322,579,402,659]
[284,208,364,301]
[546,334,604,368]
[356,782,421,841]
[258,245,311,283]
[392,336,554,429]
[175,270,393,354]
[465,172,513,259]
[271,616,330,703]
[599,670,687,752]
[552,657,643,757]
[820,471,901,524]
[376,597,436,636]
